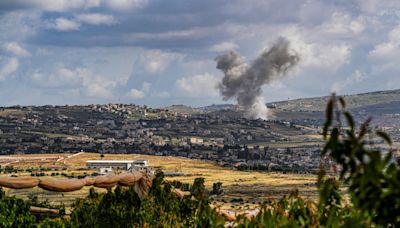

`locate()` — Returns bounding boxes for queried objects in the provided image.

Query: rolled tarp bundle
[30,206,59,215]
[38,178,87,192]
[93,175,120,189]
[83,177,96,186]
[117,172,144,186]
[0,172,153,198]
[0,176,39,189]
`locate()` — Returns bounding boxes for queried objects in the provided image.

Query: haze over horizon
[0,0,400,107]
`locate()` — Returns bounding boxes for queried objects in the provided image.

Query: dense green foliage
[0,188,36,228]
[321,95,400,226]
[65,173,225,227]
[0,95,400,227]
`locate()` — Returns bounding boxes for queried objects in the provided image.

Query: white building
[129,160,152,174]
[132,160,148,167]
[99,167,113,175]
[189,137,204,144]
[86,160,148,170]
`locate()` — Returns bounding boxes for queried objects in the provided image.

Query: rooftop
[86,160,136,163]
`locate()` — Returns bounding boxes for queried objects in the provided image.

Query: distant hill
[2,89,397,126]
[164,105,202,114]
[188,89,400,127]
[269,89,400,112]
[195,89,400,114]
[267,89,400,127]
[198,104,235,112]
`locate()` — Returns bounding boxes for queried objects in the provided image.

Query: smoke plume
[215,37,299,119]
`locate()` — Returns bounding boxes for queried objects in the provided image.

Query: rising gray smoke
[215,37,299,119]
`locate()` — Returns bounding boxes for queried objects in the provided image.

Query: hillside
[1,89,399,174]
[270,89,400,112]
[266,89,400,129]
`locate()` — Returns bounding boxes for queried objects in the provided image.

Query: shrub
[66,173,225,227]
[211,182,223,195]
[0,188,36,227]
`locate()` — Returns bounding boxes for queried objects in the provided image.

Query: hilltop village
[0,103,328,173]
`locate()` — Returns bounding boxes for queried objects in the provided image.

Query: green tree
[211,182,223,195]
[321,94,400,226]
[0,188,36,228]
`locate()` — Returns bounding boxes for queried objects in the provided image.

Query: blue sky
[0,0,399,107]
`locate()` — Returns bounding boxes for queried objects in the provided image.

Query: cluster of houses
[0,104,340,173]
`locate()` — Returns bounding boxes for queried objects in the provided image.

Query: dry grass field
[0,109,25,117]
[0,152,317,210]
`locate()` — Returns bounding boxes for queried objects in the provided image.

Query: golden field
[0,152,317,210]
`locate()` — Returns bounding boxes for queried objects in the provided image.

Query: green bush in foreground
[0,188,36,228]
[0,95,400,227]
[64,173,225,227]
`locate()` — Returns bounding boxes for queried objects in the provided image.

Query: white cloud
[139,50,184,74]
[181,59,215,74]
[267,81,287,90]
[282,26,351,70]
[2,42,31,57]
[49,18,80,31]
[176,73,220,98]
[318,12,365,37]
[47,0,101,11]
[369,25,400,60]
[106,0,148,11]
[3,0,101,12]
[31,66,86,88]
[76,13,116,25]
[209,41,239,52]
[141,81,151,92]
[128,26,212,41]
[127,89,145,99]
[2,0,400,105]
[153,91,170,99]
[0,11,40,41]
[2,57,19,75]
[306,44,351,69]
[0,57,19,80]
[356,0,400,14]
[0,0,147,12]
[31,65,120,98]
[331,70,365,93]
[127,81,151,99]
[86,83,114,98]
[24,46,135,102]
[368,26,400,84]
[225,23,352,72]
[47,14,117,31]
